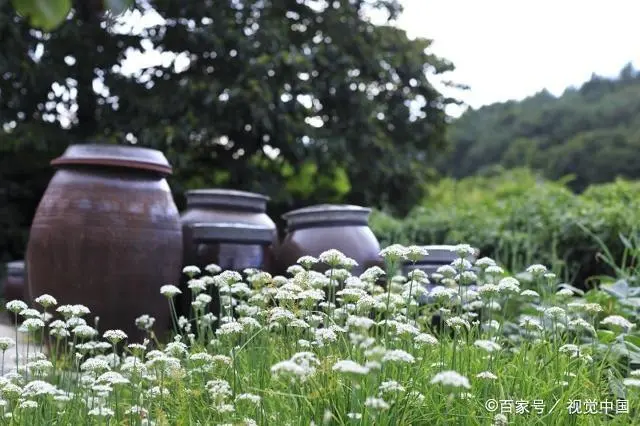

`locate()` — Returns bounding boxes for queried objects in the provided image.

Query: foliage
[369,169,640,289]
[437,63,640,192]
[0,0,457,262]
[1,246,640,424]
[9,0,134,30]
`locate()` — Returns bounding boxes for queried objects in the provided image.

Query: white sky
[119,0,640,118]
[396,0,640,116]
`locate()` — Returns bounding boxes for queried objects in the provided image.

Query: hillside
[437,63,640,192]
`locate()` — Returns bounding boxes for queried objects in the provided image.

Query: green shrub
[370,169,640,288]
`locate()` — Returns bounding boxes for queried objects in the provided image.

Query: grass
[0,243,639,425]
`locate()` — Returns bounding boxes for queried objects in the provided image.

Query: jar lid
[186,189,269,212]
[404,245,478,264]
[189,222,274,244]
[51,144,173,175]
[6,261,25,274]
[282,204,371,228]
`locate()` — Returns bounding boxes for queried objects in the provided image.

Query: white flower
[476,371,498,380]
[406,245,429,261]
[187,279,207,293]
[520,289,540,299]
[544,307,566,321]
[73,325,98,339]
[582,303,603,315]
[493,413,508,426]
[6,300,28,313]
[18,400,38,410]
[0,337,16,351]
[215,322,244,336]
[381,349,415,364]
[236,393,261,405]
[497,277,520,294]
[430,370,471,389]
[160,285,182,298]
[485,265,504,276]
[97,371,130,385]
[526,264,548,275]
[182,265,201,277]
[446,316,471,331]
[103,329,127,343]
[318,249,347,268]
[81,358,111,373]
[474,340,502,353]
[364,397,390,411]
[21,318,45,331]
[378,244,409,261]
[135,315,156,331]
[34,294,57,308]
[88,406,114,417]
[414,333,439,347]
[332,360,370,375]
[297,256,318,268]
[21,380,58,397]
[601,315,635,333]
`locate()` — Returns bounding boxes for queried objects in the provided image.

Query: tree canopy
[437,63,640,192]
[0,0,458,261]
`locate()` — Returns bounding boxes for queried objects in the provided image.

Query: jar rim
[51,143,173,175]
[282,204,371,227]
[186,189,270,212]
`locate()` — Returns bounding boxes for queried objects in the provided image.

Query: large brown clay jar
[2,261,27,323]
[26,144,183,342]
[184,222,275,321]
[179,189,277,317]
[274,204,383,276]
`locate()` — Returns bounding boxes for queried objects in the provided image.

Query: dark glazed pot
[26,144,183,342]
[184,222,275,321]
[274,204,383,275]
[2,261,27,323]
[178,189,277,317]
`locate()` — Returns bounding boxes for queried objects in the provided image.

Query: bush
[370,169,640,289]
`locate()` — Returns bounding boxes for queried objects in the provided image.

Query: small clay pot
[179,189,278,318]
[274,204,383,275]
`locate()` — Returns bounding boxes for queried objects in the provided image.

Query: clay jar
[2,261,27,323]
[186,222,275,320]
[26,144,183,342]
[275,204,383,275]
[179,189,277,317]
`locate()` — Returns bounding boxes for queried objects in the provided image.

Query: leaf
[597,329,617,344]
[103,0,134,16]
[601,279,630,299]
[12,0,71,31]
[607,369,627,400]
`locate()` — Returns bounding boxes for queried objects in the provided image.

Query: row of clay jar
[2,144,473,340]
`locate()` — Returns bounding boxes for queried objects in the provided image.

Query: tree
[0,0,458,261]
[437,64,640,189]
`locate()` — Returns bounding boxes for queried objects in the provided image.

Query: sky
[119,0,640,118]
[393,0,640,116]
